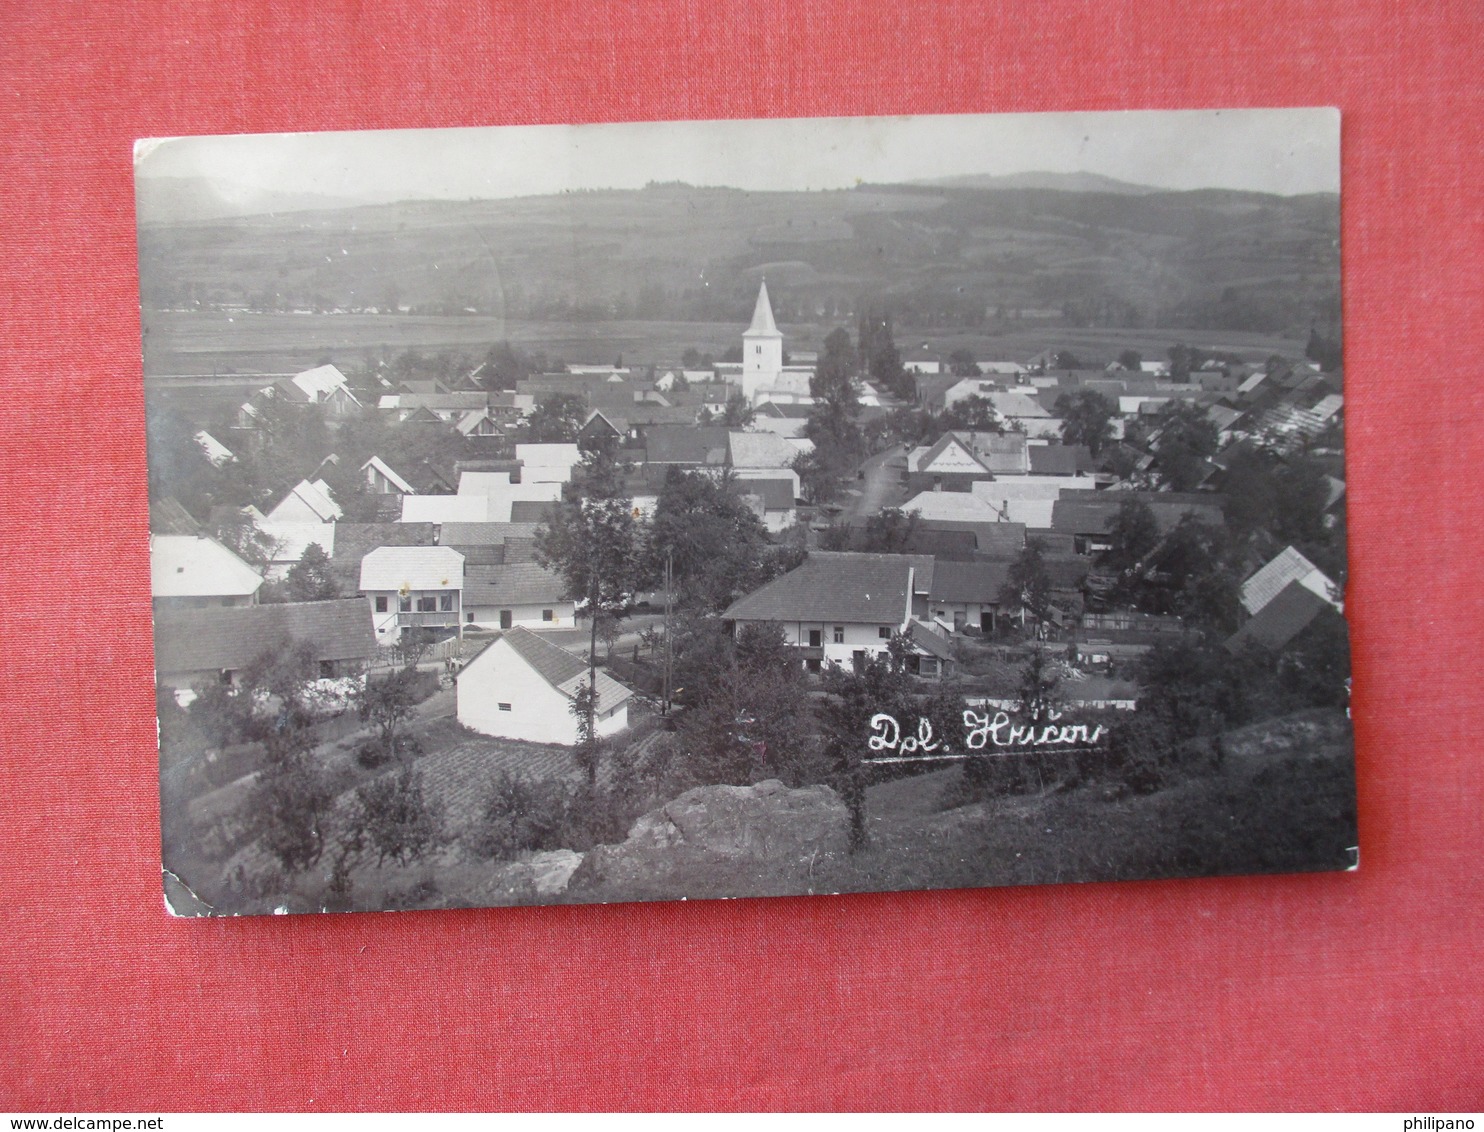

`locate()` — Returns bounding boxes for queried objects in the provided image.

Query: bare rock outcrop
[569,779,850,901]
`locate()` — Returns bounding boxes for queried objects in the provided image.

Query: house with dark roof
[728,476,797,533]
[462,563,574,630]
[1027,444,1094,477]
[720,551,950,677]
[927,560,1012,634]
[153,598,377,693]
[1051,491,1224,555]
[455,627,633,745]
[1225,580,1341,654]
[642,423,730,467]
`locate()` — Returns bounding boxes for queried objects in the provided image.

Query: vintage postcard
[139,109,1354,916]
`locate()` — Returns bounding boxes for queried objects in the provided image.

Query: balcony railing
[397,610,460,628]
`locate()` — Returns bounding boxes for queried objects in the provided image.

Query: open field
[142,308,1309,381]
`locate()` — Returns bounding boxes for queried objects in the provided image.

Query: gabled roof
[330,522,437,586]
[149,497,203,536]
[290,364,350,399]
[455,409,501,436]
[644,424,729,464]
[401,495,492,524]
[722,552,926,625]
[730,478,796,512]
[1226,581,1333,653]
[194,430,234,467]
[1051,492,1224,537]
[929,560,1012,603]
[908,620,956,661]
[911,433,990,475]
[268,478,343,523]
[463,563,569,607]
[358,545,464,592]
[901,491,1002,523]
[460,627,632,710]
[257,520,336,564]
[745,280,781,338]
[1027,444,1090,476]
[728,430,799,469]
[150,535,264,599]
[1240,546,1341,615]
[360,456,416,495]
[508,499,559,524]
[153,599,376,676]
[437,521,543,546]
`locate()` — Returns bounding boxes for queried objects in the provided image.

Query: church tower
[741,279,784,406]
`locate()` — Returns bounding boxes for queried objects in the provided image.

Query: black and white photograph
[140,109,1355,917]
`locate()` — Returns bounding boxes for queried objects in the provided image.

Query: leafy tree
[536,446,638,778]
[721,391,755,428]
[1053,389,1116,456]
[527,392,587,442]
[1052,350,1082,371]
[250,729,335,874]
[862,507,921,553]
[351,766,445,866]
[680,622,820,786]
[1152,402,1219,491]
[947,348,982,377]
[940,394,999,432]
[999,539,1054,634]
[357,664,423,759]
[858,308,912,399]
[1016,648,1063,724]
[1117,349,1144,371]
[212,514,280,572]
[645,468,772,611]
[1100,498,1161,574]
[569,678,602,786]
[810,327,859,414]
[1274,457,1330,546]
[242,637,323,733]
[820,653,914,848]
[284,541,339,602]
[1305,328,1343,372]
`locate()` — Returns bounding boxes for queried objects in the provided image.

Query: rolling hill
[136,180,1341,337]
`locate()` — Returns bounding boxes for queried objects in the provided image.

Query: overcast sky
[136,108,1339,204]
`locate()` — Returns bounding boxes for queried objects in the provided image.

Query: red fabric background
[1,0,1480,1111]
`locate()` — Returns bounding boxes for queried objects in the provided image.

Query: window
[439,592,454,612]
[542,609,554,622]
[375,596,388,613]
[319,661,334,679]
[833,626,844,644]
[808,629,822,648]
[878,626,892,639]
[399,595,412,612]
[497,703,512,712]
[466,612,474,623]
[220,669,234,685]
[499,610,513,629]
[417,596,437,613]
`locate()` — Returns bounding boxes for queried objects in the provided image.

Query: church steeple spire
[747,279,780,337]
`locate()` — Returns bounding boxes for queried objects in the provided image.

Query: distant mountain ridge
[913,170,1160,195]
[136,175,388,223]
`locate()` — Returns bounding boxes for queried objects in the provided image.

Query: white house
[256,520,336,581]
[905,434,993,493]
[514,443,582,484]
[721,551,951,678]
[150,534,264,610]
[456,627,633,745]
[359,545,465,641]
[264,478,342,524]
[462,563,575,630]
[970,477,1097,528]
